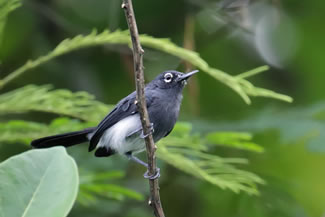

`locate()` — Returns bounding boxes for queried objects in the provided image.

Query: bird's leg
[126,153,148,167]
[125,152,160,179]
[140,123,154,139]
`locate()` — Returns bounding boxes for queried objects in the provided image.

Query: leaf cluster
[0,85,264,195]
[158,123,264,195]
[78,170,144,206]
[0,1,294,207]
[0,30,292,104]
[0,85,110,122]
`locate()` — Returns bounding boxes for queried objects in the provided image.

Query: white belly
[96,114,145,154]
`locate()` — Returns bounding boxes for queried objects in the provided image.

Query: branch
[183,14,200,115]
[121,1,165,217]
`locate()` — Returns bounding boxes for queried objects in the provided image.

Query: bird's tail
[31,127,95,149]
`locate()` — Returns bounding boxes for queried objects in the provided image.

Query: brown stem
[183,14,200,115]
[121,1,165,217]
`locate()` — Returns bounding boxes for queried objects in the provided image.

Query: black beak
[178,70,199,82]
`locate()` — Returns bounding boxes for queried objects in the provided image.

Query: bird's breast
[149,92,183,141]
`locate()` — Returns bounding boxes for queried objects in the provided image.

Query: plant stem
[183,14,200,115]
[121,1,165,217]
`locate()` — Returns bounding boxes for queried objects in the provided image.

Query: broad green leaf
[0,30,292,104]
[0,147,79,217]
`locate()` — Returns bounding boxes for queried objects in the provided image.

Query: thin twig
[121,1,165,217]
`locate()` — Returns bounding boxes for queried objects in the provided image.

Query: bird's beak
[177,70,199,82]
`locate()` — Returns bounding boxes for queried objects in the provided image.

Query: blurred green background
[1,0,325,216]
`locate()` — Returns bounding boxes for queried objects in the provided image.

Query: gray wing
[88,91,154,152]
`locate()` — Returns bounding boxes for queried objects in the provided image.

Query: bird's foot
[140,123,154,139]
[143,167,160,180]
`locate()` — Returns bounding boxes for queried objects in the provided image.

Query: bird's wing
[164,129,172,138]
[88,91,154,151]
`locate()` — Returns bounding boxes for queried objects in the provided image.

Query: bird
[31,70,198,179]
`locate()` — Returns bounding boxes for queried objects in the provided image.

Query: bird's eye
[164,73,173,83]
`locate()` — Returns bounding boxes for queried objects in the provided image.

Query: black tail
[31,128,96,149]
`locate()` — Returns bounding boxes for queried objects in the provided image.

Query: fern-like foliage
[0,118,143,204]
[0,30,292,104]
[140,36,291,104]
[158,123,264,195]
[0,85,110,122]
[206,131,264,153]
[208,102,325,153]
[0,85,265,195]
[0,117,264,195]
[78,170,144,205]
[0,118,92,144]
[0,0,21,43]
[0,2,275,200]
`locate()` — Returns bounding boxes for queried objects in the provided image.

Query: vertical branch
[183,14,200,115]
[121,1,165,217]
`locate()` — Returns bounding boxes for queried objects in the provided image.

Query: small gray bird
[31,70,198,179]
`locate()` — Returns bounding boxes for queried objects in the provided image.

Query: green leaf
[158,124,265,195]
[206,132,264,153]
[170,121,193,135]
[79,170,125,184]
[0,30,129,87]
[158,145,264,195]
[0,0,21,44]
[140,35,292,104]
[213,103,325,153]
[80,183,144,202]
[0,82,265,195]
[78,170,144,205]
[0,85,111,122]
[0,147,79,217]
[0,118,93,145]
[0,116,264,195]
[0,30,292,104]
[235,65,270,79]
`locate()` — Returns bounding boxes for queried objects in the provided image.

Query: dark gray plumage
[31,70,198,178]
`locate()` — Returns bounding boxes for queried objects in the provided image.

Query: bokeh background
[1,0,325,216]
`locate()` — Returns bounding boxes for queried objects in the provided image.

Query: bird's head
[150,70,199,89]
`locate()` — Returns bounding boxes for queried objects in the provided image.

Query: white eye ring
[164,73,173,83]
